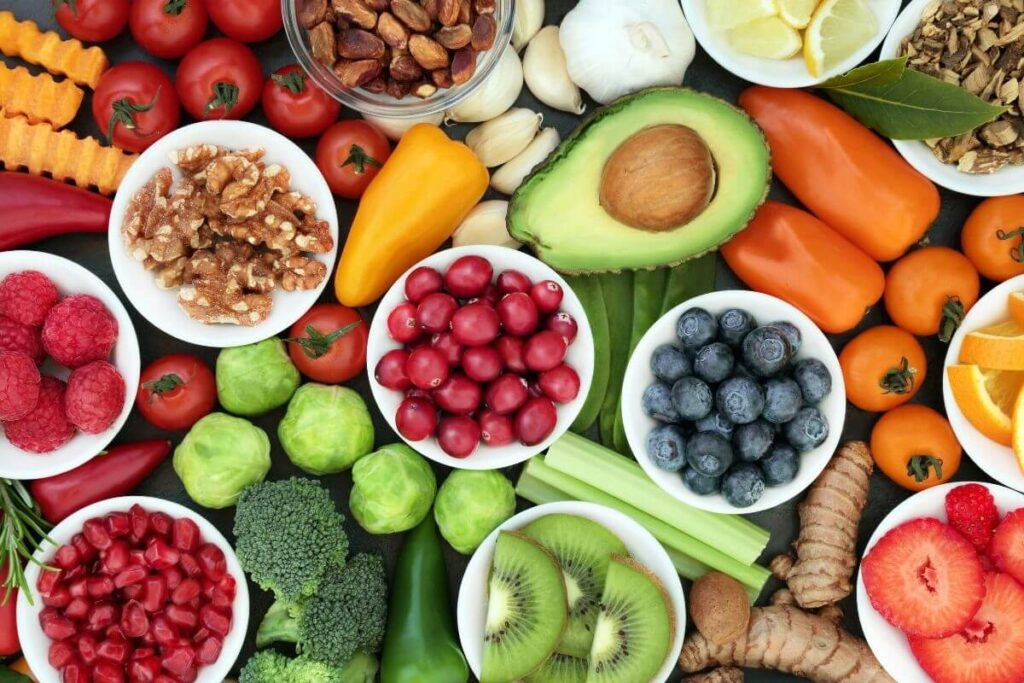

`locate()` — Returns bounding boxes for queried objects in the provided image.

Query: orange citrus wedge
[960,320,1024,370]
[947,364,1024,446]
[1013,385,1024,473]
[1009,292,1024,328]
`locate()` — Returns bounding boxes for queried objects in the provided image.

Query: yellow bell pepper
[334,124,489,307]
[9,657,37,680]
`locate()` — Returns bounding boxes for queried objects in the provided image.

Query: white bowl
[0,251,140,480]
[857,482,1024,682]
[622,290,846,514]
[880,0,1024,196]
[367,245,594,471]
[943,274,1024,491]
[17,496,250,683]
[681,0,900,88]
[456,501,685,683]
[108,120,339,348]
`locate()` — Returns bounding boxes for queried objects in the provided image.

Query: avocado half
[507,87,771,274]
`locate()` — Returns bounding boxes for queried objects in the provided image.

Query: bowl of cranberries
[368,246,594,469]
[17,496,248,683]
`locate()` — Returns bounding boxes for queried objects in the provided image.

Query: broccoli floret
[234,477,349,603]
[239,650,378,683]
[239,650,289,683]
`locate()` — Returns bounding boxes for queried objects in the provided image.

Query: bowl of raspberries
[0,251,140,480]
[622,290,845,513]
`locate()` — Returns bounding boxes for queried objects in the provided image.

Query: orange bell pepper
[739,87,940,263]
[335,124,488,307]
[9,658,36,681]
[722,201,885,334]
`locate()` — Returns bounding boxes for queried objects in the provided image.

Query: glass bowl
[283,0,515,118]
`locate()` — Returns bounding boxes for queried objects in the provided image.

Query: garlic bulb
[466,108,543,167]
[452,200,520,249]
[523,26,584,115]
[512,0,544,51]
[559,0,696,105]
[362,111,445,140]
[491,127,560,195]
[445,46,524,123]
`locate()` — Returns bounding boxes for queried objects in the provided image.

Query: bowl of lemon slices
[680,0,900,88]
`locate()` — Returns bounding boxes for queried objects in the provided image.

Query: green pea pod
[381,516,469,683]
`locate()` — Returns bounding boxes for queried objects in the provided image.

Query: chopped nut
[409,34,450,69]
[338,27,387,59]
[981,119,1019,145]
[412,81,438,98]
[335,58,384,87]
[391,0,432,31]
[473,0,495,14]
[423,0,440,19]
[332,0,378,29]
[458,0,471,24]
[386,78,411,98]
[438,0,461,26]
[431,67,454,88]
[451,47,477,84]
[363,0,390,9]
[377,11,409,48]
[390,53,424,81]
[471,13,496,51]
[298,0,329,28]
[435,24,472,49]
[273,255,329,291]
[363,76,388,93]
[309,22,337,65]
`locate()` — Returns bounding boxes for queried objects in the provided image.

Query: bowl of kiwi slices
[456,501,685,683]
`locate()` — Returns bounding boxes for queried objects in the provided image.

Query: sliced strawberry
[911,573,1024,683]
[862,517,985,638]
[990,509,1024,585]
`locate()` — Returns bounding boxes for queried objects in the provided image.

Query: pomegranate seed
[192,627,211,643]
[71,534,97,563]
[103,541,130,574]
[530,280,563,314]
[479,410,516,446]
[416,292,459,333]
[387,302,422,344]
[546,312,578,343]
[200,605,231,636]
[114,565,148,589]
[61,658,89,683]
[445,255,493,297]
[396,396,438,442]
[495,336,527,373]
[77,633,99,664]
[63,565,85,582]
[404,266,443,303]
[54,544,81,570]
[123,583,143,601]
[68,578,87,598]
[49,639,76,668]
[128,656,162,682]
[515,397,559,446]
[65,597,90,620]
[129,504,150,542]
[149,512,173,536]
[144,539,180,570]
[497,292,539,336]
[93,659,126,683]
[38,567,63,595]
[485,374,529,415]
[497,269,532,294]
[210,587,233,610]
[437,415,481,458]
[163,566,183,591]
[88,602,118,631]
[524,331,567,372]
[171,518,200,553]
[106,512,130,538]
[129,549,147,567]
[132,647,156,660]
[87,576,115,599]
[121,600,150,638]
[179,553,201,577]
[83,518,112,550]
[172,578,201,605]
[539,364,581,404]
[461,345,503,383]
[154,676,180,683]
[43,583,72,608]
[430,332,464,367]
[142,575,169,613]
[162,644,197,676]
[196,544,226,581]
[41,614,77,640]
[150,614,178,645]
[433,373,482,415]
[216,575,236,600]
[406,347,449,390]
[97,635,130,662]
[166,604,198,630]
[196,636,223,664]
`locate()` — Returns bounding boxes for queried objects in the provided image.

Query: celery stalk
[545,433,769,565]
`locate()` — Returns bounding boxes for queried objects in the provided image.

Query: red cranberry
[452,303,501,346]
[530,280,563,314]
[430,332,464,367]
[433,374,482,415]
[375,349,412,390]
[387,302,421,343]
[497,292,539,336]
[406,347,449,390]
[444,255,493,297]
[546,312,578,343]
[462,346,503,383]
[497,269,532,294]
[494,336,527,373]
[524,331,567,372]
[416,292,458,333]
[396,396,438,441]
[479,283,501,305]
[437,415,481,458]
[515,397,558,446]
[479,410,516,446]
[539,364,581,404]
[404,266,444,303]
[485,374,530,415]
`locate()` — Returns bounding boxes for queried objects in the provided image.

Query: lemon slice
[803,0,878,77]
[707,0,777,31]
[729,17,802,59]
[948,364,1024,446]
[778,0,819,28]
[960,320,1024,371]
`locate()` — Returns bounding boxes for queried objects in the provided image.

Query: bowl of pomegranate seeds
[368,246,594,469]
[17,496,248,683]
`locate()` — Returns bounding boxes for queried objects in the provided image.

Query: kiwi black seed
[524,651,588,683]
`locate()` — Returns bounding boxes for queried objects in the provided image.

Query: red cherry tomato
[54,0,129,42]
[206,0,282,42]
[136,354,216,431]
[176,38,263,120]
[129,0,208,59]
[92,62,181,153]
[286,304,368,383]
[262,65,341,139]
[315,120,391,199]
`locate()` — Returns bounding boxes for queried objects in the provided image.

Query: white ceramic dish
[857,481,1024,682]
[456,501,685,683]
[0,251,139,480]
[943,274,1024,492]
[681,0,900,88]
[880,0,1024,196]
[622,290,846,514]
[367,245,594,471]
[108,120,339,348]
[17,496,250,683]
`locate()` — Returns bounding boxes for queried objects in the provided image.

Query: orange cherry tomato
[840,325,927,412]
[870,404,961,491]
[961,195,1024,282]
[884,246,980,342]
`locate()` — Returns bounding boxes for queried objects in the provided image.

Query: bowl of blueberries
[622,290,846,513]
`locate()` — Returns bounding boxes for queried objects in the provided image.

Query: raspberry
[946,483,1000,551]
[5,376,74,453]
[0,271,58,327]
[42,295,118,368]
[0,315,44,363]
[64,360,125,434]
[0,352,40,421]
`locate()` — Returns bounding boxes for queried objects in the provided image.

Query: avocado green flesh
[508,88,770,274]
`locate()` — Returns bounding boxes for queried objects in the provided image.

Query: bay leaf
[819,57,907,90]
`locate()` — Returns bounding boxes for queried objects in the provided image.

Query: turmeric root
[681,667,744,683]
[773,441,873,609]
[679,605,894,683]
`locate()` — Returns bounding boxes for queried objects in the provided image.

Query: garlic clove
[445,46,524,123]
[452,200,521,249]
[523,26,585,115]
[465,108,543,168]
[362,111,445,140]
[512,0,544,51]
[491,127,561,195]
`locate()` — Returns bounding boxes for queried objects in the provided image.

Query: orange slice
[960,320,1024,371]
[1009,292,1024,328]
[947,364,1024,446]
[1013,385,1024,473]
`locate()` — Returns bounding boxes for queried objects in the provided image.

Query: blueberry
[686,431,734,477]
[785,406,830,452]
[651,344,691,383]
[671,376,713,421]
[695,410,734,440]
[733,419,774,462]
[646,424,688,472]
[642,383,679,423]
[677,307,718,351]
[762,377,803,425]
[693,342,735,384]
[793,358,832,403]
[742,326,792,378]
[718,308,756,348]
[722,463,766,508]
[715,376,765,425]
[732,363,755,380]
[767,321,802,355]
[682,466,722,495]
[761,443,799,486]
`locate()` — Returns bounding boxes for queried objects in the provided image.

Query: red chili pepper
[29,440,172,524]
[0,172,111,250]
[0,560,19,656]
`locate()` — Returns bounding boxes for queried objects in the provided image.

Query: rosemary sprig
[0,479,55,605]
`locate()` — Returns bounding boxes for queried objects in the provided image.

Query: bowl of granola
[108,121,339,348]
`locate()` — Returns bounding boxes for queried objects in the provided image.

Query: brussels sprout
[173,412,271,509]
[433,470,515,554]
[350,444,436,534]
[278,383,375,475]
[216,338,300,416]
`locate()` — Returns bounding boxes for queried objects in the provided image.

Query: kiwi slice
[525,652,588,683]
[521,514,628,658]
[587,555,675,683]
[482,531,568,683]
